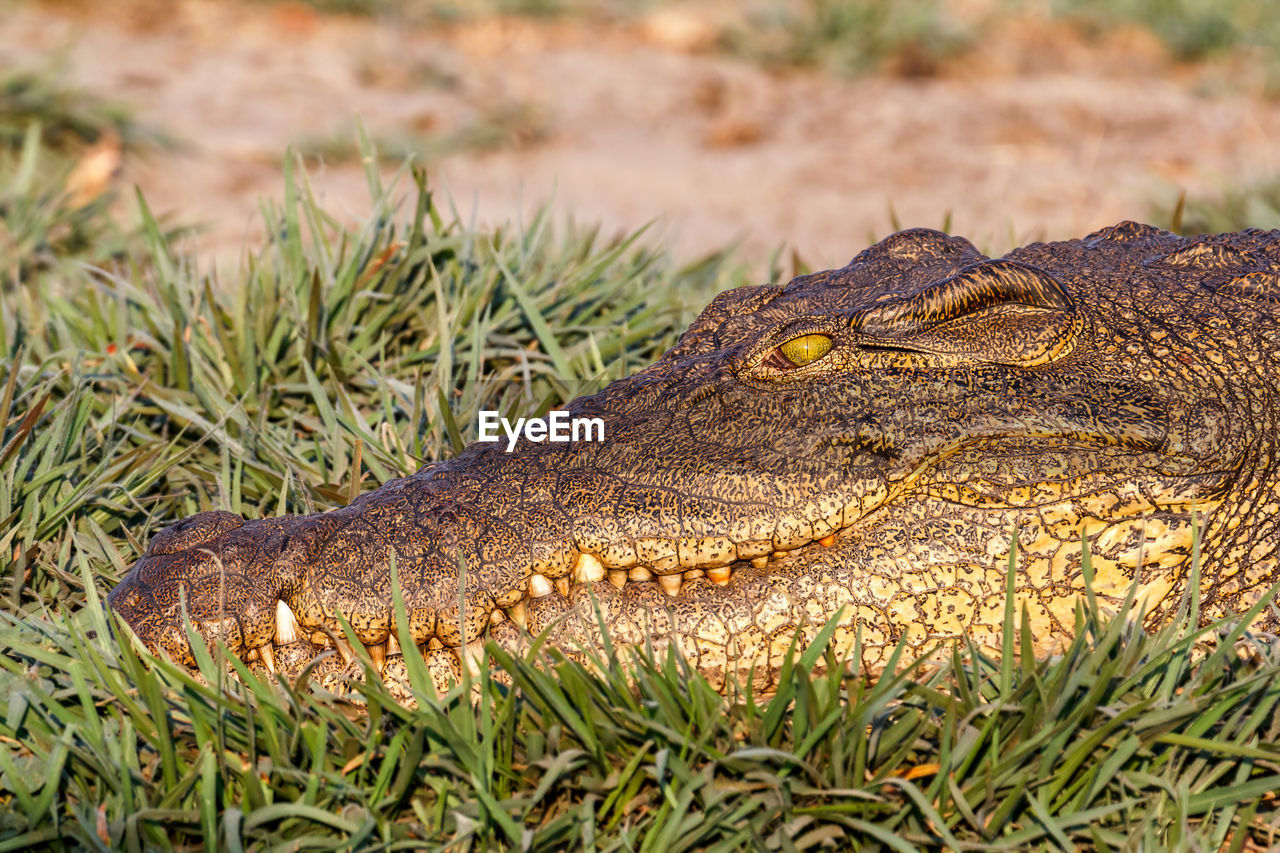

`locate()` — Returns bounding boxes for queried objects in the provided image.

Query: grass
[0,62,178,291]
[1050,0,1278,64]
[297,102,550,167]
[1162,177,1280,236]
[718,0,1280,88]
[1,131,1279,848]
[0,123,175,292]
[248,0,1280,90]
[719,0,975,77]
[1050,0,1280,96]
[273,0,632,22]
[0,62,159,154]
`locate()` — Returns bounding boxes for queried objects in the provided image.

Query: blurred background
[4,0,1280,273]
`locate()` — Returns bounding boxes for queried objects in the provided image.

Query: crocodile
[107,221,1280,693]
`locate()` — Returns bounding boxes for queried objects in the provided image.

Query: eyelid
[762,349,794,370]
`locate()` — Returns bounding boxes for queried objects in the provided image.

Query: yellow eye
[777,333,833,367]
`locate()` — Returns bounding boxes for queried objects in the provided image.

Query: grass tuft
[297,102,550,167]
[719,0,974,77]
[1163,176,1280,235]
[1050,0,1279,64]
[0,62,158,153]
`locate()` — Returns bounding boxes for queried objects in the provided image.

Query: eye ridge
[774,333,833,368]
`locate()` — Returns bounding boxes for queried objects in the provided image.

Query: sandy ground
[5,0,1280,273]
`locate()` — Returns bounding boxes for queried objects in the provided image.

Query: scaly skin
[108,222,1280,693]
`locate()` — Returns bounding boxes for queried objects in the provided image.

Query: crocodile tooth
[608,569,628,589]
[427,637,443,651]
[659,574,682,596]
[818,533,836,547]
[257,643,276,673]
[629,566,652,582]
[574,552,606,583]
[706,566,731,585]
[490,609,506,626]
[685,569,705,581]
[462,640,486,677]
[365,641,387,673]
[529,573,554,598]
[333,636,356,665]
[387,631,401,656]
[275,600,300,645]
[507,601,528,628]
[751,556,769,569]
[555,576,572,597]
[770,550,791,562]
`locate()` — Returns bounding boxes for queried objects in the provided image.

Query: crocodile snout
[108,511,293,666]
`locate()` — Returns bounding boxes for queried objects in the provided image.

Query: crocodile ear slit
[859,259,1073,333]
[854,259,1079,366]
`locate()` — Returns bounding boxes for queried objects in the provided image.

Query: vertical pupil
[779,334,831,366]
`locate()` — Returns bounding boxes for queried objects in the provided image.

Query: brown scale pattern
[109,221,1280,696]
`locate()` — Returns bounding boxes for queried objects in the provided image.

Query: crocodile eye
[776,333,833,367]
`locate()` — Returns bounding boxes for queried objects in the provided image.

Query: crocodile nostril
[149,510,245,555]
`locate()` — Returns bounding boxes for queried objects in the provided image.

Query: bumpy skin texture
[108,222,1280,692]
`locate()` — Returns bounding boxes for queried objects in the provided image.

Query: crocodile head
[108,222,1280,691]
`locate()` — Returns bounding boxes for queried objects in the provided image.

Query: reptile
[107,221,1280,693]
